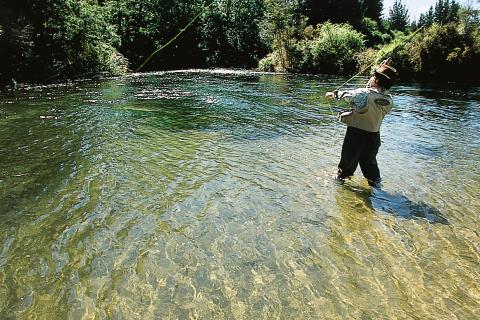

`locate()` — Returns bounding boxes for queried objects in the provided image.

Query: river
[1,70,479,318]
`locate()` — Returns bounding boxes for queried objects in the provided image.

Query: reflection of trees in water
[0,100,85,216]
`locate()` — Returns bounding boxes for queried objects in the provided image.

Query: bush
[297,22,366,74]
[374,31,417,80]
[408,23,480,82]
[355,48,378,75]
[258,53,276,71]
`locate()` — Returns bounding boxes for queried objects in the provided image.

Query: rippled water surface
[1,70,479,319]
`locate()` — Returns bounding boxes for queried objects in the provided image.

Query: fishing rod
[135,1,214,72]
[322,26,425,152]
[332,26,424,92]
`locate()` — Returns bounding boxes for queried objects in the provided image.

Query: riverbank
[2,1,479,89]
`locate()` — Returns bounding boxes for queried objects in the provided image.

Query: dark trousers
[338,126,381,183]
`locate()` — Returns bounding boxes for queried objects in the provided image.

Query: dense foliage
[394,22,480,82]
[258,22,366,74]
[0,0,128,85]
[1,0,480,86]
[417,0,460,27]
[377,2,480,83]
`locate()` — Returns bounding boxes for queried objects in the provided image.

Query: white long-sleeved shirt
[336,87,393,133]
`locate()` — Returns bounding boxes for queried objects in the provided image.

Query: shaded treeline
[0,0,268,85]
[1,0,479,86]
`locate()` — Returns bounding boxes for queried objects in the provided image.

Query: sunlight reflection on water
[0,70,479,319]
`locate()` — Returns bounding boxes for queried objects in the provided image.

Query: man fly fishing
[325,60,398,186]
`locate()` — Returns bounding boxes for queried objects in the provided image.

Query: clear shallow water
[0,70,479,319]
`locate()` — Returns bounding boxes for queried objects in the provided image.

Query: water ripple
[0,71,479,319]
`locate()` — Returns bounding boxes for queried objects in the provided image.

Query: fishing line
[135,1,214,72]
[332,26,424,92]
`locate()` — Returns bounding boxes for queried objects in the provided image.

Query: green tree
[1,0,126,85]
[107,0,206,70]
[362,0,384,22]
[434,0,460,23]
[418,0,460,27]
[297,22,366,74]
[199,0,267,67]
[44,0,126,78]
[358,17,392,46]
[0,1,34,86]
[418,7,435,27]
[259,0,303,70]
[458,2,480,34]
[409,23,479,82]
[388,0,410,31]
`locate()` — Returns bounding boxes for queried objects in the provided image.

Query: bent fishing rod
[332,26,424,92]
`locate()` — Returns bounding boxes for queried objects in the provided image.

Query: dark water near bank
[1,70,479,319]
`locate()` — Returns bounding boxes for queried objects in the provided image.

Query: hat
[374,64,398,82]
